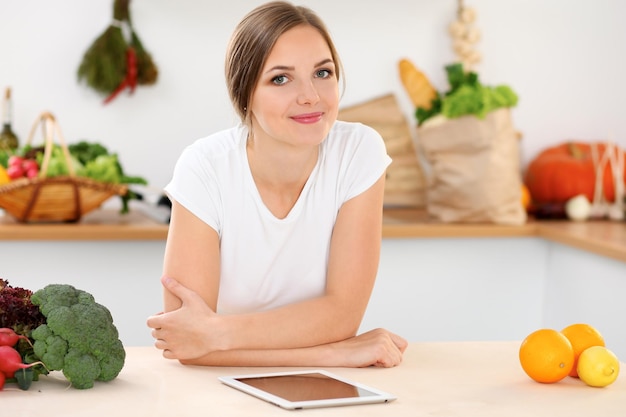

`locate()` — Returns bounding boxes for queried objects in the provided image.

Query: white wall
[2,0,625,190]
[542,243,626,362]
[4,236,625,362]
[362,237,549,342]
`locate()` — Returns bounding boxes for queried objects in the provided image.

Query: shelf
[1,207,625,263]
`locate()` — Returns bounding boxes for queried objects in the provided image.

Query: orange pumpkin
[524,142,626,204]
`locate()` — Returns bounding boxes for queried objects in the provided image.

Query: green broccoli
[29,284,125,389]
[31,326,67,370]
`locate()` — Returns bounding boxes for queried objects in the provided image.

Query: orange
[561,323,605,378]
[519,328,574,383]
[521,184,531,210]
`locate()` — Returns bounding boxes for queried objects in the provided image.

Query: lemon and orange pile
[519,323,620,387]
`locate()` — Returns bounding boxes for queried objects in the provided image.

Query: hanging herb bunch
[77,0,158,105]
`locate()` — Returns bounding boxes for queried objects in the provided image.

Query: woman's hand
[147,278,408,368]
[327,328,408,368]
[146,276,227,360]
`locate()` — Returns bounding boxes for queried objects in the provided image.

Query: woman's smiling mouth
[291,112,324,124]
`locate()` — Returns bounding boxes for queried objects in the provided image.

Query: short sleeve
[336,122,392,202]
[164,144,222,233]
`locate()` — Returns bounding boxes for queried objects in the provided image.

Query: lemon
[0,165,10,185]
[577,346,620,387]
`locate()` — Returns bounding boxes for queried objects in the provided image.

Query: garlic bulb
[465,26,481,43]
[448,21,466,38]
[565,195,592,221]
[449,3,481,70]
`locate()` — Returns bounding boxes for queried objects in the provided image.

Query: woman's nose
[296,80,320,105]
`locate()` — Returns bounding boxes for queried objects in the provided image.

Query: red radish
[6,165,24,179]
[25,167,39,178]
[21,159,38,171]
[0,371,5,390]
[0,328,33,347]
[7,155,24,167]
[0,346,45,378]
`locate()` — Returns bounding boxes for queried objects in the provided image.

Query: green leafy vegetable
[81,154,123,183]
[30,284,126,390]
[32,145,84,177]
[69,140,148,213]
[68,141,110,165]
[416,63,518,125]
[0,150,9,168]
[15,367,34,390]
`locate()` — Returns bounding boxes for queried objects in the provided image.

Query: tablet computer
[218,369,396,410]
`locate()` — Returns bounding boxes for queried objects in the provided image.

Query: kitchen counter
[0,209,167,241]
[2,207,623,263]
[3,342,624,416]
[383,208,626,263]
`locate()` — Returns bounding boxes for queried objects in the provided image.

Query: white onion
[565,195,592,221]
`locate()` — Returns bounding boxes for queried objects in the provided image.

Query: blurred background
[1,0,625,192]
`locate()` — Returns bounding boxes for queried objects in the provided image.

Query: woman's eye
[316,69,332,78]
[271,75,288,85]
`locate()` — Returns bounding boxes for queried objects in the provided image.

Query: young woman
[146,1,407,367]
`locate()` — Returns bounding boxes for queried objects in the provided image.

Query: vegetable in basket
[17,140,148,213]
[70,141,148,213]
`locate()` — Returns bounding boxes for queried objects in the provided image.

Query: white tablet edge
[218,369,396,410]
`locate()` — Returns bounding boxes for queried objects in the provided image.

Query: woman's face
[249,24,339,148]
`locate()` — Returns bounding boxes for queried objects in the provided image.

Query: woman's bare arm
[148,174,387,359]
[178,328,407,368]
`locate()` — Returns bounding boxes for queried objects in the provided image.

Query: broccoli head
[30,284,125,389]
[31,325,67,371]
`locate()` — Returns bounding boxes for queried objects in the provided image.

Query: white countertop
[3,341,624,416]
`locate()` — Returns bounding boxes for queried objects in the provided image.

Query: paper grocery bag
[417,108,527,224]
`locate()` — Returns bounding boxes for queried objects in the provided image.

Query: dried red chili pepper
[103,47,138,104]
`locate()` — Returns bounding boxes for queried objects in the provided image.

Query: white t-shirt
[165,121,391,314]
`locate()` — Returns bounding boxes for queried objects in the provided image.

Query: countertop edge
[1,209,625,264]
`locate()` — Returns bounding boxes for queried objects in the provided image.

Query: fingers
[151,326,177,360]
[372,328,408,353]
[390,332,409,353]
[161,276,209,311]
[368,328,406,367]
[377,338,404,368]
[161,275,188,300]
[146,311,164,330]
[162,349,176,360]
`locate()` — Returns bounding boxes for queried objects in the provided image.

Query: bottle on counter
[0,87,19,151]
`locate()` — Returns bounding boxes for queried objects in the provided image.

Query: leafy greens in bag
[416,63,518,126]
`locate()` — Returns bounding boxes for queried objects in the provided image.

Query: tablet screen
[219,370,396,409]
[236,372,378,402]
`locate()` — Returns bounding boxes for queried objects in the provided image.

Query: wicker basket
[0,112,127,223]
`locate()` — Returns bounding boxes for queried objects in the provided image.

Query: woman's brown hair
[225,1,343,125]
